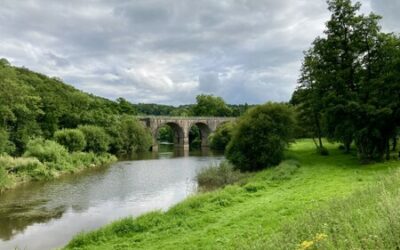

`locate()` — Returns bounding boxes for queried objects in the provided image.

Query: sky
[0,0,399,105]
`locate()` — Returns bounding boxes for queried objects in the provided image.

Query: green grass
[64,139,400,250]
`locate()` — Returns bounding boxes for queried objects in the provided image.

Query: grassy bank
[0,152,117,192]
[65,139,400,249]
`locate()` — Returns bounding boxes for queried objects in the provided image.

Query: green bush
[209,122,235,151]
[0,154,52,183]
[0,164,11,191]
[78,125,110,153]
[226,103,295,171]
[0,128,15,154]
[196,161,248,191]
[54,129,86,152]
[107,116,152,155]
[24,138,69,164]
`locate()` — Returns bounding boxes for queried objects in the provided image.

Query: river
[0,145,224,250]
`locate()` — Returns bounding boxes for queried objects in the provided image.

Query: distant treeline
[134,102,253,117]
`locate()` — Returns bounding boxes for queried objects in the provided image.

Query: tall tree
[191,94,232,117]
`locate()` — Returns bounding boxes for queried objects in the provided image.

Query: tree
[226,103,295,171]
[292,0,400,161]
[54,129,86,152]
[78,125,110,153]
[209,122,235,151]
[116,97,137,115]
[107,116,152,156]
[191,94,232,117]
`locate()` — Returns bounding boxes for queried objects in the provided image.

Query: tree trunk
[386,139,390,161]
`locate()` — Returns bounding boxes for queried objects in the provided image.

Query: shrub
[24,138,69,164]
[0,128,15,154]
[54,129,86,152]
[226,103,295,171]
[107,116,152,155]
[196,161,248,191]
[209,122,235,151]
[0,154,52,182]
[0,164,11,191]
[78,125,110,153]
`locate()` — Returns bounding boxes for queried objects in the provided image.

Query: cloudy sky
[0,0,399,105]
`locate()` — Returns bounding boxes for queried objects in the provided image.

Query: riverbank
[65,139,400,249]
[0,152,117,192]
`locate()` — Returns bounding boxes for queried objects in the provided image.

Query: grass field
[65,139,400,249]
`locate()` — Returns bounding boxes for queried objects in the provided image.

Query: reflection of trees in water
[0,199,66,240]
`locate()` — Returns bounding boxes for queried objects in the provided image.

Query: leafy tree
[226,103,295,171]
[78,125,110,153]
[209,122,235,151]
[107,116,152,155]
[292,0,400,161]
[191,94,232,117]
[54,129,86,152]
[117,97,137,115]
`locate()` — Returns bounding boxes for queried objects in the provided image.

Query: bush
[107,116,152,155]
[209,122,235,151]
[24,138,69,164]
[78,125,110,153]
[226,103,295,171]
[0,164,11,191]
[196,161,248,191]
[0,154,53,182]
[0,128,15,154]
[54,129,86,152]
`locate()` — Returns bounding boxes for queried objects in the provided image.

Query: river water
[0,145,223,250]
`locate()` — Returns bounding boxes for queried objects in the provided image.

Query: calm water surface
[0,146,223,250]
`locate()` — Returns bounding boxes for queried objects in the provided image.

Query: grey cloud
[0,0,397,105]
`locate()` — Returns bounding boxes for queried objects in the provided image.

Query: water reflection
[0,145,223,250]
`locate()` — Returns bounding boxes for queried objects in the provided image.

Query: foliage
[157,125,174,143]
[54,129,86,152]
[226,103,295,171]
[208,122,235,151]
[292,0,400,161]
[189,125,201,148]
[23,138,69,165]
[196,161,248,191]
[107,116,152,156]
[64,140,399,250]
[78,125,110,153]
[0,128,15,154]
[191,94,233,117]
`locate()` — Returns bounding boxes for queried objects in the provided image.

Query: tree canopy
[292,0,400,161]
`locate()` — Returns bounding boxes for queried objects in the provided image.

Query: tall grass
[252,171,400,249]
[0,140,117,192]
[196,161,249,191]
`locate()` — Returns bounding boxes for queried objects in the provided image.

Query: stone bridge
[138,116,236,151]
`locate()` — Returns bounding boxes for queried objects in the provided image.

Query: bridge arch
[153,122,186,151]
[189,122,212,148]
